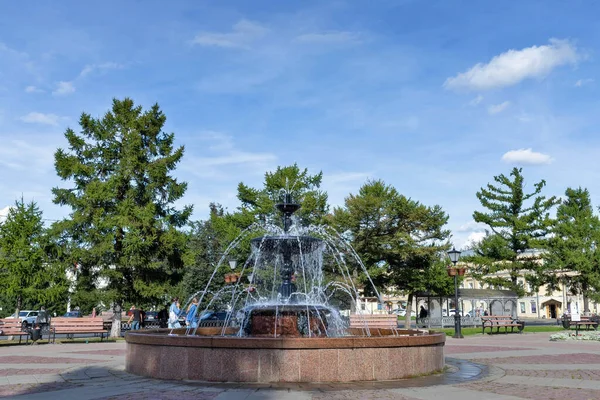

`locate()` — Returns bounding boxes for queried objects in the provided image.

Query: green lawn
[432,325,566,336]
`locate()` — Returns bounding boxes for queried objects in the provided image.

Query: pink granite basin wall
[125,331,445,383]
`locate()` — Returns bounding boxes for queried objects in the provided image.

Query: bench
[482,315,525,334]
[562,316,598,331]
[349,314,398,330]
[0,319,31,344]
[50,317,108,343]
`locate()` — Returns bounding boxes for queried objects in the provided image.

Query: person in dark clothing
[157,305,168,328]
[419,306,428,319]
[127,305,142,330]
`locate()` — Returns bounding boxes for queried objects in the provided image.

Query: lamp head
[447,247,461,264]
[228,259,237,270]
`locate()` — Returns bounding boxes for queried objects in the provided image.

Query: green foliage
[469,167,558,295]
[51,98,192,320]
[544,187,600,309]
[331,179,452,298]
[237,163,329,228]
[0,198,69,316]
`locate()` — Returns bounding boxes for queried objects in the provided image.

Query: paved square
[1,332,599,399]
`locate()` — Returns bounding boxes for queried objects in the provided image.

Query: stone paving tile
[0,355,103,364]
[0,368,64,376]
[445,346,534,354]
[471,353,600,365]
[0,382,80,397]
[458,381,600,400]
[504,368,600,380]
[97,389,221,399]
[68,350,127,356]
[311,390,421,399]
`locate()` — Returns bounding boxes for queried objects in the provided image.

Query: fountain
[126,191,445,382]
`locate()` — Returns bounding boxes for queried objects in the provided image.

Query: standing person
[419,306,428,319]
[91,307,97,318]
[127,305,141,330]
[168,298,181,329]
[186,298,199,328]
[157,304,168,328]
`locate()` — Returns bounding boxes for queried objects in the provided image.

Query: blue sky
[1,0,600,248]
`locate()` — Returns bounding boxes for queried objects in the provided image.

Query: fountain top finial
[275,189,301,233]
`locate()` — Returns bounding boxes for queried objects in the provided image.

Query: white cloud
[0,206,11,223]
[487,101,511,115]
[295,31,360,44]
[25,85,43,93]
[79,62,124,78]
[469,95,484,106]
[192,20,267,49]
[462,232,486,249]
[53,81,75,96]
[501,148,553,165]
[19,112,61,126]
[444,39,580,91]
[575,78,594,87]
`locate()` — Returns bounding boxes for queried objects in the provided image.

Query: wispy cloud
[295,31,361,44]
[575,78,594,87]
[444,39,580,91]
[19,112,62,126]
[79,62,124,78]
[192,20,267,49]
[469,95,484,106]
[24,85,44,93]
[52,81,75,96]
[488,101,511,115]
[501,148,553,165]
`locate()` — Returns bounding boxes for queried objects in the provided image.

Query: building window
[531,301,537,314]
[377,303,382,310]
[361,303,366,311]
[520,302,526,313]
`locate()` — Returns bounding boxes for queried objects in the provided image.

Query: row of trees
[1,98,598,337]
[468,167,600,312]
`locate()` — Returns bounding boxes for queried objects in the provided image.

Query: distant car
[63,311,82,318]
[6,310,38,327]
[392,309,411,317]
[200,311,231,321]
[144,311,158,321]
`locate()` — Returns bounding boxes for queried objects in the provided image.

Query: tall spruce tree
[544,187,600,312]
[331,180,452,327]
[0,198,68,318]
[470,167,558,295]
[52,98,192,337]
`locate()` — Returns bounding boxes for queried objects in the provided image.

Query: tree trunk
[582,283,590,313]
[15,295,22,320]
[110,302,122,338]
[404,293,413,329]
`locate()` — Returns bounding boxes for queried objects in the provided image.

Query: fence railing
[418,316,482,328]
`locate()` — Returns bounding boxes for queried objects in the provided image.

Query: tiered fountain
[126,192,445,382]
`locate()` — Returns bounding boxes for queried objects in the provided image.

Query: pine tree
[544,187,600,312]
[52,98,192,336]
[470,167,558,295]
[0,198,68,318]
[331,180,452,327]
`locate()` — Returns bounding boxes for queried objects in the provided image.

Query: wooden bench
[0,319,32,344]
[50,317,108,343]
[349,314,398,329]
[562,316,598,331]
[482,315,525,334]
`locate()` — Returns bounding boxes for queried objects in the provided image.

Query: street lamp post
[447,247,464,339]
